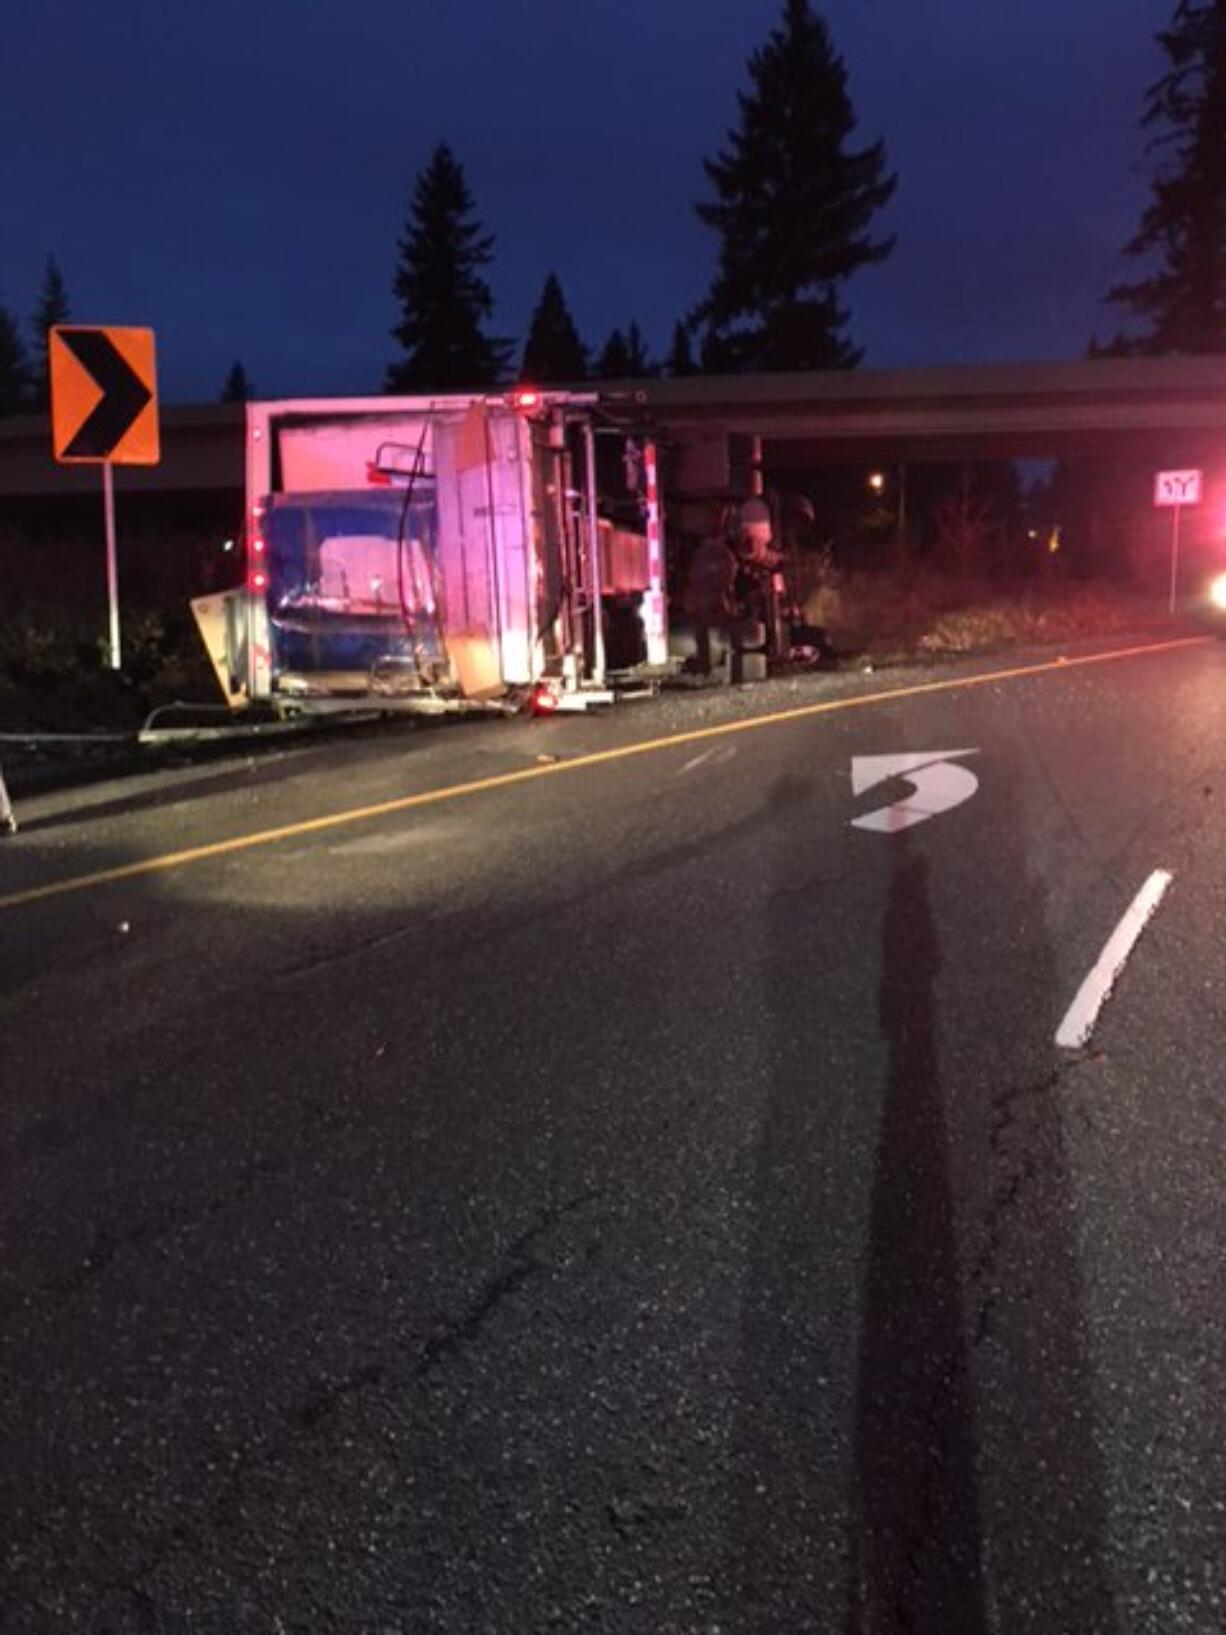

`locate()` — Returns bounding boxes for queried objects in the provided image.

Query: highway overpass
[4,356,1226,614]
[4,356,1226,501]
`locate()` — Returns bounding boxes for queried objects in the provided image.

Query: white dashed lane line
[1056,869,1174,1050]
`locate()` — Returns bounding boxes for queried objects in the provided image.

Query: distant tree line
[1054,1,1226,581]
[7,0,1219,420]
[384,0,896,392]
[381,0,1226,396]
[0,256,254,414]
[1097,0,1226,355]
[0,255,70,416]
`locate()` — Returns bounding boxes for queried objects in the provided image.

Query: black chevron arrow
[60,330,152,459]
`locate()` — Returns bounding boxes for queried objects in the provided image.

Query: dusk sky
[4,0,1172,403]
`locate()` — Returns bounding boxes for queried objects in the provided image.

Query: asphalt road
[2,635,1224,1633]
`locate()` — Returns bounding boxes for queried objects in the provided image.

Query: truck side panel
[484,408,537,686]
[434,409,503,698]
[432,406,538,689]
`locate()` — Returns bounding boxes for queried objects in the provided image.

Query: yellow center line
[0,634,1210,913]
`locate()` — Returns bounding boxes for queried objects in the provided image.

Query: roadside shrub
[803,570,1177,661]
[0,623,86,685]
[0,612,216,732]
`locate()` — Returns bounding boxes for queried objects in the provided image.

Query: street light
[867,466,907,551]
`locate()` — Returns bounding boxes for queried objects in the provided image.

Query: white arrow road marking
[850,749,980,834]
[1055,869,1173,1049]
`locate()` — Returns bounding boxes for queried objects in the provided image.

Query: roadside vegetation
[1,569,1187,737]
[805,571,1180,665]
[0,612,215,733]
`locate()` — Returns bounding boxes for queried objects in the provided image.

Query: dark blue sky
[4,0,1171,402]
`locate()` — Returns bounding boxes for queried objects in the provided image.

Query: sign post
[102,463,119,670]
[1169,507,1182,618]
[50,326,159,669]
[1154,468,1203,615]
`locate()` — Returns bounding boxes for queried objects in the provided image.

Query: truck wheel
[733,651,768,683]
[729,618,767,652]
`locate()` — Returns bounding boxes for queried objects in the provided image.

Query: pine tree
[596,321,654,379]
[520,272,587,382]
[624,321,655,376]
[692,0,895,371]
[30,253,70,412]
[1103,1,1226,353]
[596,328,632,379]
[220,360,253,402]
[386,143,511,392]
[0,305,32,415]
[665,321,697,376]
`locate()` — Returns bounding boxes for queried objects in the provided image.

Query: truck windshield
[263,488,443,674]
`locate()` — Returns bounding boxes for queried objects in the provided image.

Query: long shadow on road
[843,836,986,1630]
[727,753,1119,1632]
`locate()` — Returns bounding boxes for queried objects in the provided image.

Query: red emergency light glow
[530,681,560,715]
[513,389,541,411]
[251,536,266,555]
[249,569,268,592]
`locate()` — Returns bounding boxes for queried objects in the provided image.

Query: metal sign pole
[103,461,121,669]
[1169,503,1181,616]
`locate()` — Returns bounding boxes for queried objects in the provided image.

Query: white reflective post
[103,462,120,670]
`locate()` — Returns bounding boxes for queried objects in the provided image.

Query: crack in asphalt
[0,1086,390,1324]
[0,1151,286,1321]
[970,1066,1065,1347]
[412,1200,579,1381]
[853,1059,1094,1630]
[94,1191,600,1617]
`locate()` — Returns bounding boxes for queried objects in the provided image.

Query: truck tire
[733,650,768,683]
[729,618,767,652]
[673,626,729,669]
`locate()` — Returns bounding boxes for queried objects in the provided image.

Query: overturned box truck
[193,391,670,716]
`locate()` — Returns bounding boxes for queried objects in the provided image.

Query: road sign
[49,325,159,670]
[1153,469,1202,613]
[850,749,980,834]
[50,326,159,465]
[1154,469,1202,508]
